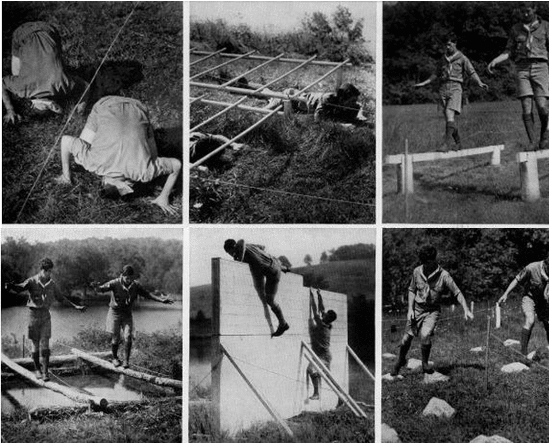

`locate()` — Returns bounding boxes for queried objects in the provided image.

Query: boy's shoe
[122,360,130,369]
[42,372,50,382]
[309,394,319,400]
[112,358,122,367]
[422,363,434,374]
[272,322,290,337]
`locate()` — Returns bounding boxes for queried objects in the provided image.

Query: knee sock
[522,114,535,143]
[124,339,132,363]
[392,336,412,375]
[448,121,460,144]
[520,327,532,355]
[270,303,286,325]
[111,343,119,360]
[31,351,41,372]
[539,111,549,141]
[445,122,455,142]
[41,349,50,375]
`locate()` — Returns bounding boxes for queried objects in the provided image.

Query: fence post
[484,315,491,391]
[519,154,541,202]
[490,145,501,166]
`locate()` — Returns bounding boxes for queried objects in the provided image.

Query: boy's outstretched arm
[152,158,182,216]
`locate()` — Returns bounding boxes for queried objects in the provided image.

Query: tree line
[300,243,375,267]
[383,2,549,105]
[383,229,549,309]
[1,237,183,295]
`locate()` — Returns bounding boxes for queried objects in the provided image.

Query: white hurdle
[516,149,549,202]
[384,145,504,194]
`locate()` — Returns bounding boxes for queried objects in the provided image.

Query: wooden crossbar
[191,96,250,132]
[190,50,257,81]
[294,59,351,96]
[516,149,549,163]
[220,343,294,438]
[190,105,283,168]
[190,97,284,116]
[190,47,226,67]
[190,50,356,67]
[221,53,285,88]
[516,149,549,201]
[385,145,504,165]
[346,345,375,382]
[301,342,367,418]
[190,95,207,105]
[190,82,293,100]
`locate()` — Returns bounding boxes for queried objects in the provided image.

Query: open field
[190,39,375,223]
[383,101,549,223]
[382,299,549,443]
[2,2,182,223]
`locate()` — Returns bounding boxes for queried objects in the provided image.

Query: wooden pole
[484,315,491,391]
[191,96,249,132]
[70,348,182,389]
[190,47,227,67]
[295,59,351,96]
[190,50,257,81]
[190,98,284,116]
[1,353,108,409]
[302,342,366,418]
[405,139,410,221]
[220,53,285,88]
[495,303,501,329]
[346,345,375,382]
[220,343,294,439]
[12,351,111,368]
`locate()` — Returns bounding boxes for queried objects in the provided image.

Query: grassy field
[382,299,549,443]
[383,101,549,223]
[190,38,376,223]
[2,2,182,223]
[2,327,182,442]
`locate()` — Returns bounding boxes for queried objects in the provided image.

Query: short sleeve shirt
[409,265,463,309]
[515,261,549,303]
[99,277,152,310]
[3,21,75,99]
[17,274,62,309]
[438,51,477,84]
[233,240,275,272]
[506,19,549,62]
[81,96,160,182]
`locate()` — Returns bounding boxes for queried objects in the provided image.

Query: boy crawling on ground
[55,96,181,215]
[2,22,88,125]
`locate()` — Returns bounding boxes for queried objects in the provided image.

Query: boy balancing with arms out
[6,258,86,381]
[415,34,488,152]
[92,265,173,368]
[391,245,474,377]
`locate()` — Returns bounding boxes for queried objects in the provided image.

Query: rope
[189,354,223,395]
[194,177,376,208]
[490,332,549,373]
[15,2,140,222]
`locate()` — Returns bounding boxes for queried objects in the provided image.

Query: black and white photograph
[382,228,549,443]
[2,2,183,224]
[189,1,376,224]
[189,227,375,442]
[383,2,549,223]
[1,226,183,442]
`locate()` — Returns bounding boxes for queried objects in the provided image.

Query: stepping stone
[503,339,520,347]
[381,423,401,443]
[470,346,484,353]
[423,371,450,384]
[382,373,403,381]
[382,353,397,360]
[501,362,529,373]
[470,434,512,443]
[422,397,455,418]
[406,358,434,372]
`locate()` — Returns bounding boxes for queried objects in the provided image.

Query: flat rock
[422,397,455,418]
[501,362,529,373]
[381,423,401,443]
[470,434,512,443]
[382,353,397,360]
[423,371,450,384]
[470,346,484,353]
[382,373,404,381]
[406,358,434,371]
[503,339,520,347]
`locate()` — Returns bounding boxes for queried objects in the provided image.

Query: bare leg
[31,339,42,379]
[151,158,181,215]
[55,136,76,184]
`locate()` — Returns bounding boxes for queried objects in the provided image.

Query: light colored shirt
[98,276,154,310]
[506,18,549,62]
[409,265,464,309]
[515,261,549,303]
[15,274,63,309]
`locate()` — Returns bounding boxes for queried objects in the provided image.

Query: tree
[320,251,329,263]
[304,254,313,266]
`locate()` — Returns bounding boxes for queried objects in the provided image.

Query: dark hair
[224,239,236,253]
[418,245,437,264]
[39,257,54,271]
[122,265,135,277]
[324,310,337,323]
[444,32,458,44]
[337,83,360,101]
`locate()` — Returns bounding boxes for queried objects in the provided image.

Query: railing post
[490,145,501,166]
[519,154,541,202]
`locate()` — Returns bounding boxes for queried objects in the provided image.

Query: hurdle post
[484,314,491,391]
[517,152,541,202]
[495,303,501,329]
[490,145,501,166]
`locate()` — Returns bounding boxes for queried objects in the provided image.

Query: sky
[1,226,182,243]
[190,227,375,286]
[190,1,377,55]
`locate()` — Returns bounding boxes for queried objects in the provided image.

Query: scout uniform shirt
[16,274,64,309]
[4,22,75,99]
[232,240,278,272]
[309,317,332,365]
[515,261,549,304]
[506,18,549,62]
[99,277,154,311]
[438,51,478,84]
[409,265,465,311]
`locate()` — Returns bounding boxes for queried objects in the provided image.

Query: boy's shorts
[516,61,549,98]
[523,295,549,322]
[28,308,51,342]
[106,308,134,341]
[405,306,440,339]
[439,81,463,114]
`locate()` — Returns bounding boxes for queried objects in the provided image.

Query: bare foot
[54,174,72,185]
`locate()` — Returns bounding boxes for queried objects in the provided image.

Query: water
[1,301,182,343]
[189,338,212,391]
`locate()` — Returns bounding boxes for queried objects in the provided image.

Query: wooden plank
[1,353,108,408]
[190,50,257,81]
[70,348,182,389]
[385,145,505,165]
[347,345,375,382]
[516,149,549,163]
[220,343,294,438]
[11,351,111,368]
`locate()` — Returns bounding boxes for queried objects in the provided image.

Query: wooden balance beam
[71,348,182,389]
[384,145,504,194]
[516,149,549,202]
[1,353,108,409]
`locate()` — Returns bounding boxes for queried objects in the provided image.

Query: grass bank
[382,299,549,442]
[2,328,182,443]
[383,101,549,223]
[2,2,182,223]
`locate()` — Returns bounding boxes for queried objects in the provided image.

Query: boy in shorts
[415,34,488,152]
[2,22,87,125]
[391,245,474,376]
[92,265,174,368]
[55,96,181,215]
[488,2,549,151]
[6,258,86,381]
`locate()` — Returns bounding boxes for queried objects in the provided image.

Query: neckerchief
[522,19,540,53]
[38,278,53,302]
